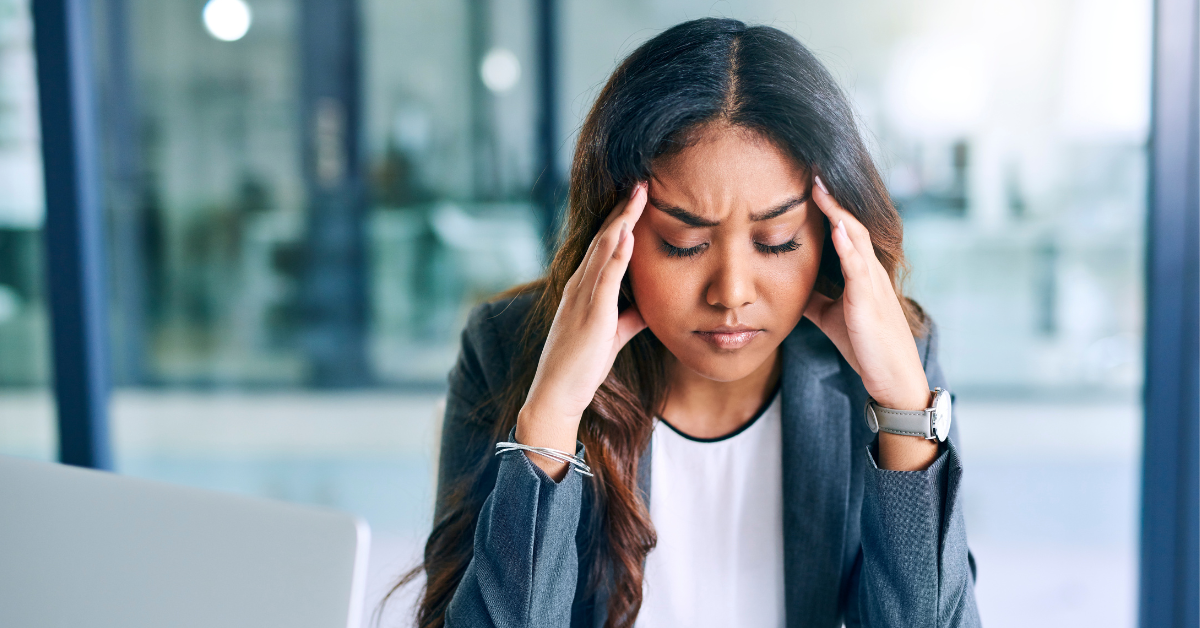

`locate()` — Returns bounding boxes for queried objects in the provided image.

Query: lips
[694,326,762,350]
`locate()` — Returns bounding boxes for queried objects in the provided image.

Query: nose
[705,245,757,309]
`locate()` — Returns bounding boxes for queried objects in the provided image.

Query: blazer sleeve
[438,301,588,628]
[847,320,982,628]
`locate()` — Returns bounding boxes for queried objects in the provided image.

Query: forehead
[651,125,809,215]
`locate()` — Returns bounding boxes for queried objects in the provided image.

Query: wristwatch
[864,387,952,442]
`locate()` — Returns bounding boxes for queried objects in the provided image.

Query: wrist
[872,381,932,412]
[873,394,929,412]
[515,404,582,483]
[877,432,939,471]
[516,403,581,452]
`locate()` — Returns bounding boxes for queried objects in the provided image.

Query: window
[0,0,55,462]
[560,2,1147,624]
[10,0,1148,622]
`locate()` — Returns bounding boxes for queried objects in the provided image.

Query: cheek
[763,229,825,321]
[627,229,695,321]
[764,240,822,301]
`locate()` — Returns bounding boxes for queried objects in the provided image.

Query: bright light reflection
[481,48,521,93]
[203,0,252,42]
[885,37,989,138]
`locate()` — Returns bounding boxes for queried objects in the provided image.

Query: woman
[394,17,980,628]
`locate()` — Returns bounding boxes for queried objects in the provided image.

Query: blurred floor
[955,400,1139,627]
[0,391,1138,627]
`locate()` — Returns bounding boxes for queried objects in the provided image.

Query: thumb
[616,304,648,348]
[803,293,859,373]
[803,290,836,328]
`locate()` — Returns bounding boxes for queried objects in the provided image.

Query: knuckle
[564,273,582,292]
[597,231,616,251]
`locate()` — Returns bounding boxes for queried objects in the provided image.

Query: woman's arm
[434,302,588,628]
[846,322,980,628]
[802,176,938,472]
[516,183,648,476]
[436,183,649,626]
[802,178,979,626]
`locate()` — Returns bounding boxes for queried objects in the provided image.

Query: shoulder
[457,288,543,391]
[463,288,542,354]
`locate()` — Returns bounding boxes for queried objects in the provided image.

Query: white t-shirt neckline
[637,386,786,628]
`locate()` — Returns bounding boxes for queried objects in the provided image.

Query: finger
[583,182,646,263]
[591,219,636,307]
[830,219,870,284]
[812,175,875,257]
[576,184,642,288]
[601,182,647,232]
[580,184,646,293]
[615,303,648,348]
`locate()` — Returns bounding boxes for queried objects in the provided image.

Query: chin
[663,338,777,383]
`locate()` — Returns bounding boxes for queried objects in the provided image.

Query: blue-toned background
[0,0,1151,625]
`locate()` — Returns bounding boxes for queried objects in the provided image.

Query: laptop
[0,454,370,628]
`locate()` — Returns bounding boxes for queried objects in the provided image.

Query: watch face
[933,389,952,441]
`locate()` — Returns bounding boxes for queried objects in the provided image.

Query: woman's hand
[803,176,937,471]
[516,183,649,480]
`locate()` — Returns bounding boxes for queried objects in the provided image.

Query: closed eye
[755,239,802,255]
[659,238,802,257]
[659,239,707,258]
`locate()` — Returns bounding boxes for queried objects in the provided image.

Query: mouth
[693,326,762,350]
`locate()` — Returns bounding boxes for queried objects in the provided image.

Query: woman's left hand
[803,176,937,470]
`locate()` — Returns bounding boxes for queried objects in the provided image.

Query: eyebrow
[646,193,810,227]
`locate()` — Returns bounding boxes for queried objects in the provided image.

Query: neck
[659,349,782,439]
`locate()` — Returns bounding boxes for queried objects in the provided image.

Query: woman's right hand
[516,183,649,480]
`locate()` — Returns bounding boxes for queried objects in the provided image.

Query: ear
[814,216,845,299]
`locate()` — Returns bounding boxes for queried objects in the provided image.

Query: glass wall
[89,0,544,390]
[560,0,1148,625]
[100,0,308,385]
[0,0,55,461]
[364,0,543,383]
[87,0,546,616]
[1,0,1143,624]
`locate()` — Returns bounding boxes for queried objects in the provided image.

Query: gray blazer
[434,293,981,627]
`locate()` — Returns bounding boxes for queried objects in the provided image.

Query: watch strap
[866,402,933,439]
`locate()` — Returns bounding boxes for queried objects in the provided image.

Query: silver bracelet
[495,441,593,477]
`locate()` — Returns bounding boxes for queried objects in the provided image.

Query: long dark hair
[390,17,924,628]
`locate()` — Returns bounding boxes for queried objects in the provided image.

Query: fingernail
[814,175,829,195]
[836,219,846,236]
[618,221,628,244]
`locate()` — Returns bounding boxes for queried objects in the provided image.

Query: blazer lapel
[779,319,853,628]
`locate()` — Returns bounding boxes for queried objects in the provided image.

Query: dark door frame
[1141,0,1200,625]
[297,0,371,387]
[32,0,113,469]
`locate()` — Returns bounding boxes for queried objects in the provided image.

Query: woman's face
[629,125,825,382]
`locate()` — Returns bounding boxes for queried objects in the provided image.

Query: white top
[637,390,785,628]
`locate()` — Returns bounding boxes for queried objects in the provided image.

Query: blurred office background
[0,0,1152,625]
